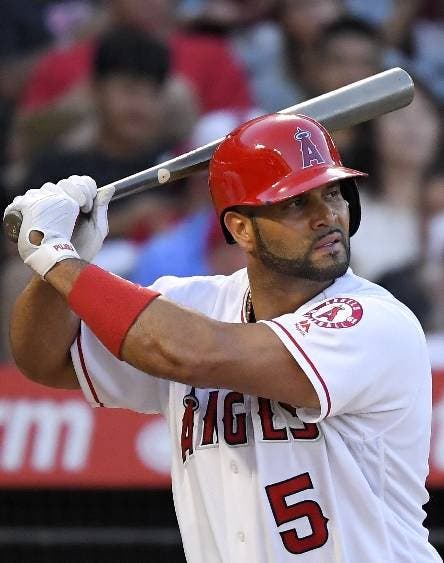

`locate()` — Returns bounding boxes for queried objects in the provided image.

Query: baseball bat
[4,67,414,243]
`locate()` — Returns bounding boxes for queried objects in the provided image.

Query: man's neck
[246,264,335,321]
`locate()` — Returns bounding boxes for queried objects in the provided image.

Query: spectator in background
[176,0,323,114]
[129,108,261,285]
[10,0,252,168]
[228,0,345,112]
[376,158,444,332]
[0,0,52,174]
[0,0,104,181]
[308,16,385,96]
[276,0,346,92]
[343,0,444,102]
[109,0,253,112]
[343,0,422,47]
[351,83,442,281]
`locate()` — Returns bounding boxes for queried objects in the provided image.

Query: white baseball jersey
[71,268,441,562]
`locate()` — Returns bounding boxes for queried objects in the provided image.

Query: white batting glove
[56,175,96,214]
[4,182,81,278]
[57,175,115,262]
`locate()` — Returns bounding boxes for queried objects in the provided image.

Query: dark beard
[252,220,350,282]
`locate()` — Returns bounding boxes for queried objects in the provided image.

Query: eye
[326,186,342,200]
[285,197,304,208]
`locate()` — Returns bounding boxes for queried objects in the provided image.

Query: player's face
[250,183,350,282]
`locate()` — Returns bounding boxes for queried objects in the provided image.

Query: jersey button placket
[218,391,250,562]
[229,459,244,545]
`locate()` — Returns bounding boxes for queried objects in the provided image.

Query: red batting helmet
[209,113,367,243]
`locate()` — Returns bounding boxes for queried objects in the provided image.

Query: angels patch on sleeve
[297,297,363,333]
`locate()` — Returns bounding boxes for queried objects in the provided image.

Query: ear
[224,211,255,251]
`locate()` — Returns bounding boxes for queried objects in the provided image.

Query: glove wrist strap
[24,237,80,278]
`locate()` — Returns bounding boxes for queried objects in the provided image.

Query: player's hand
[57,175,115,262]
[4,182,81,278]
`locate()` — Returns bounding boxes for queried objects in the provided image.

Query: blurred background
[0,0,443,561]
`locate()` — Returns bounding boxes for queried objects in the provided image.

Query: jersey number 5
[265,472,329,554]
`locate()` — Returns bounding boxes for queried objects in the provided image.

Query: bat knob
[3,210,23,243]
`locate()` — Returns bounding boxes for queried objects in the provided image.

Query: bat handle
[4,210,23,243]
[3,183,113,243]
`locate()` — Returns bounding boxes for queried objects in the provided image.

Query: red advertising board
[1,364,444,488]
[0,365,171,487]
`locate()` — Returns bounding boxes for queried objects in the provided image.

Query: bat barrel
[280,67,414,130]
[3,67,414,243]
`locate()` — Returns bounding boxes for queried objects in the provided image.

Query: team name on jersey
[180,389,321,463]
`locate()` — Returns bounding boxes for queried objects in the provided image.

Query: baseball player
[6,114,441,562]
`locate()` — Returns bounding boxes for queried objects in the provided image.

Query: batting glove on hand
[4,182,81,278]
[57,175,114,262]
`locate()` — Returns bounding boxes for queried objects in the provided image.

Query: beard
[251,221,350,282]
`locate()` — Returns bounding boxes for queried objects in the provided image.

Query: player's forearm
[45,260,235,389]
[121,297,227,385]
[10,274,80,388]
[44,259,226,386]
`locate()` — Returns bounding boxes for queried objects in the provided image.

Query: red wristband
[68,264,160,358]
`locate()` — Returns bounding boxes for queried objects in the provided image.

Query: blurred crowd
[0,0,443,363]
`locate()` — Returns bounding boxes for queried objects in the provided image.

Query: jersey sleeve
[69,274,194,414]
[71,323,169,414]
[260,295,430,423]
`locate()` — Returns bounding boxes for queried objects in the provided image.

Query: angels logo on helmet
[294,127,326,169]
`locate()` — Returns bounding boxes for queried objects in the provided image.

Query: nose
[309,199,338,230]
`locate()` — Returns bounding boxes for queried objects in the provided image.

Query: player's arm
[45,259,319,408]
[10,274,80,389]
[7,176,112,390]
[130,298,319,407]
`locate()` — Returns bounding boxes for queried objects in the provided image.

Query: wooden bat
[4,67,414,243]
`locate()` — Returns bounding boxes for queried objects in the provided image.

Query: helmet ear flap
[340,179,361,236]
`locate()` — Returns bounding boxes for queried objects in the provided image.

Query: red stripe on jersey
[268,320,331,417]
[76,331,104,407]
